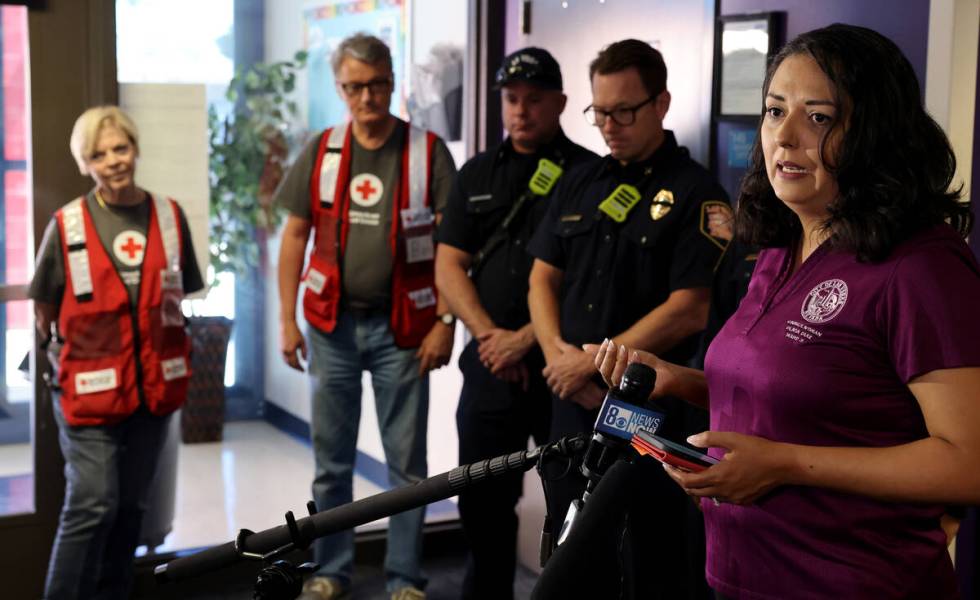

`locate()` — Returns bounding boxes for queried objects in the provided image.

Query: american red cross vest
[55,194,192,426]
[303,121,438,348]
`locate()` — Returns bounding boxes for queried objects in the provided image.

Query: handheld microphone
[556,361,661,545]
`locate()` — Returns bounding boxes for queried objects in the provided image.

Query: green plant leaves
[207,50,308,282]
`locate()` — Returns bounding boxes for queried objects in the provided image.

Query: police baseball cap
[494,47,563,91]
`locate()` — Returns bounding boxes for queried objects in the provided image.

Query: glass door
[0,5,62,599]
[0,4,33,520]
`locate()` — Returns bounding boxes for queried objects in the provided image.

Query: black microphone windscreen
[619,362,656,403]
[532,459,639,599]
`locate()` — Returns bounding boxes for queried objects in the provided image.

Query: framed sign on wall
[715,13,780,117]
[709,12,784,200]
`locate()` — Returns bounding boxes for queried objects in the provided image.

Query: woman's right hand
[585,339,674,398]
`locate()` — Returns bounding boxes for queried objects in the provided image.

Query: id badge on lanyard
[160,269,185,327]
[400,207,435,263]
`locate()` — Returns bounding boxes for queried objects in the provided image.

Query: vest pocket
[64,311,123,359]
[302,254,339,323]
[59,361,137,424]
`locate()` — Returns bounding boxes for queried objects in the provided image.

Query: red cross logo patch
[350,173,384,208]
[112,230,147,267]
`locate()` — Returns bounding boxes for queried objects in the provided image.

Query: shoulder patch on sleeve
[700,201,733,250]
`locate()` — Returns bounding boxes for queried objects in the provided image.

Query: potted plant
[181,50,308,443]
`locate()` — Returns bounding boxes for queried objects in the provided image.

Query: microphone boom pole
[155,434,589,584]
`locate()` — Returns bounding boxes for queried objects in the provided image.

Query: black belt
[343,305,388,319]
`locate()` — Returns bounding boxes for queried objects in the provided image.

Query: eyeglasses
[583,96,656,127]
[338,78,393,97]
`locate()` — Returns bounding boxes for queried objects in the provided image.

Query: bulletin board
[303,0,408,130]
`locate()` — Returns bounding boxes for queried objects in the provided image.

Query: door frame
[0,1,117,597]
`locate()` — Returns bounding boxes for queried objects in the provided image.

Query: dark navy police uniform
[528,130,728,599]
[437,130,597,600]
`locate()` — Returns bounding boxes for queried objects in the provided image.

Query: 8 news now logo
[600,402,662,438]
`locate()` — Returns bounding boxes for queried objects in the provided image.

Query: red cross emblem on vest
[121,237,143,258]
[112,230,147,267]
[350,173,384,208]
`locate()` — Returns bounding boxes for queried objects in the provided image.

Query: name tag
[161,357,189,381]
[594,396,665,442]
[161,269,182,289]
[406,235,434,264]
[305,268,327,295]
[76,368,119,395]
[407,286,436,310]
[160,269,185,327]
[400,207,435,230]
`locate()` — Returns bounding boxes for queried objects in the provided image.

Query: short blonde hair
[69,106,139,175]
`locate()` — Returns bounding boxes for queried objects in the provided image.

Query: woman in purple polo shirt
[593,24,980,599]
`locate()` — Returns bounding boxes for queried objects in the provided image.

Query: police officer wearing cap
[527,39,729,597]
[435,47,597,600]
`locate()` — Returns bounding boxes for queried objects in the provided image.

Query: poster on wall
[303,0,407,131]
[714,119,758,202]
[715,13,780,117]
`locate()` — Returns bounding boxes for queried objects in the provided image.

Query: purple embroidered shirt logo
[801,279,848,323]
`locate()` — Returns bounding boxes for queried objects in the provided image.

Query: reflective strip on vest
[62,198,94,298]
[407,125,427,211]
[318,123,349,206]
[152,194,181,270]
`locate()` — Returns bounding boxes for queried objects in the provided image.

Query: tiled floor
[149,420,457,553]
[1,419,544,598]
[0,420,458,553]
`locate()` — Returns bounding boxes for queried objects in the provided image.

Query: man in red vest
[276,33,456,600]
[31,105,203,600]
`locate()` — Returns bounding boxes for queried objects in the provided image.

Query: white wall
[263,0,468,480]
[506,0,716,164]
[926,0,979,204]
[120,83,209,288]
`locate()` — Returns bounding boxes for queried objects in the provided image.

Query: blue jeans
[44,403,171,600]
[307,312,429,592]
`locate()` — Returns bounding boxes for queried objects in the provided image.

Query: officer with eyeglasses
[434,47,597,600]
[527,39,729,598]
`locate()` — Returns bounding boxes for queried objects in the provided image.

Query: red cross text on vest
[121,237,144,259]
[355,178,378,200]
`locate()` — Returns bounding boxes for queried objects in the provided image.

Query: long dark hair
[735,23,972,262]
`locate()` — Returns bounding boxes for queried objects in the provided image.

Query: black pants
[456,340,551,600]
[539,392,712,600]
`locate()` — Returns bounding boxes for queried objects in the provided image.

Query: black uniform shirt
[437,130,597,330]
[528,130,729,363]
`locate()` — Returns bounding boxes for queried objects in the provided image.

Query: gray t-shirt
[30,190,205,308]
[275,120,455,311]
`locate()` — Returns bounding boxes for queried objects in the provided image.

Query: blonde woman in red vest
[276,33,457,600]
[29,106,204,600]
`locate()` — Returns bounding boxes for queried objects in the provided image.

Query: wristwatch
[438,313,456,327]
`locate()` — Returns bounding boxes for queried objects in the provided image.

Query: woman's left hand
[662,431,794,506]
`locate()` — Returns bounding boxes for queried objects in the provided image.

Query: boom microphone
[557,361,661,544]
[155,436,589,584]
